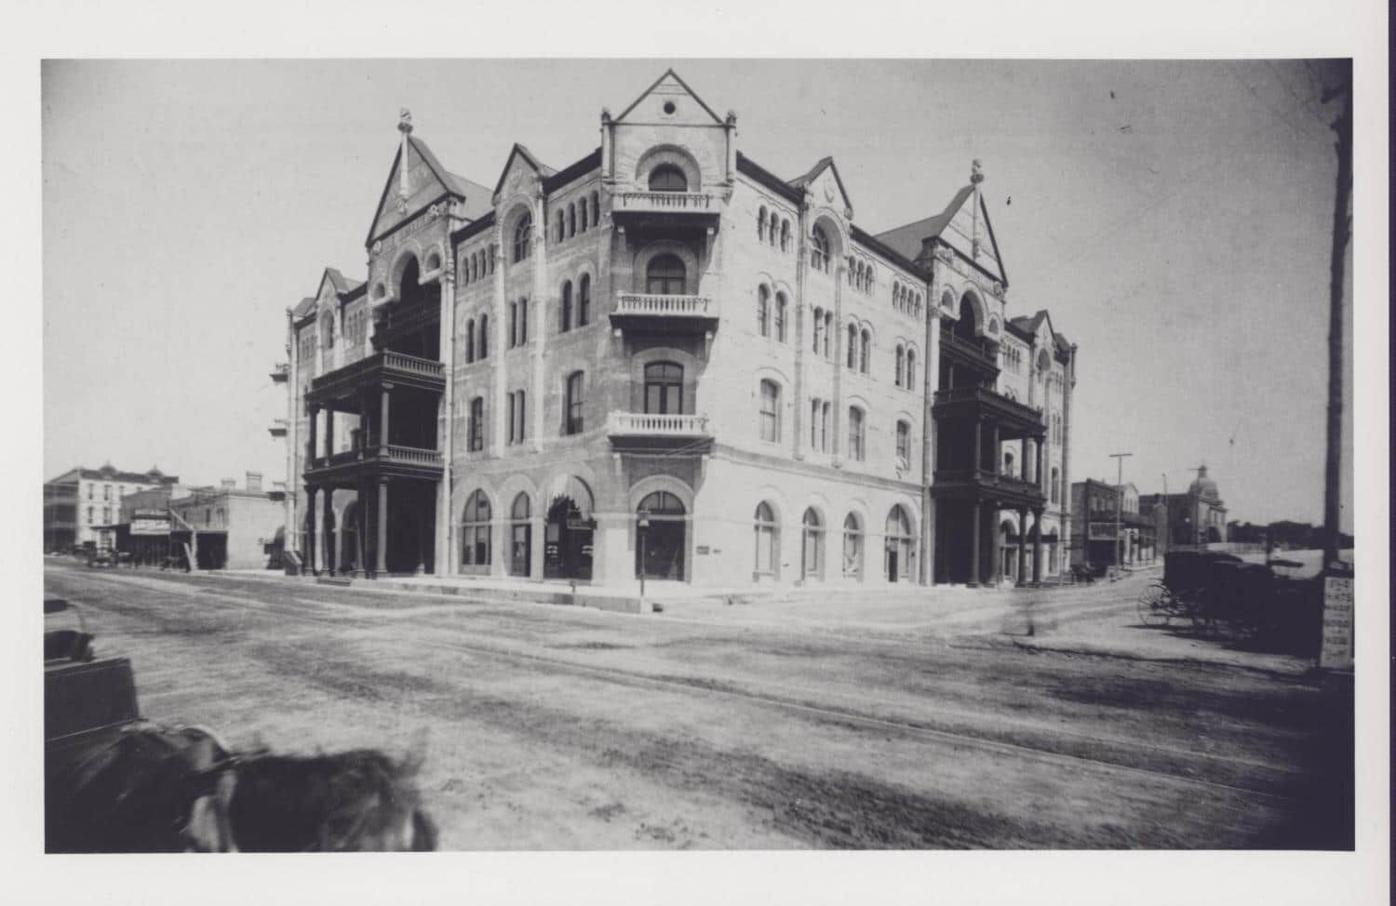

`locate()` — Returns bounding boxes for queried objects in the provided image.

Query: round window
[662,101,676,115]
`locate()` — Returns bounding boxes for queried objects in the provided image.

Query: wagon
[1135,550,1243,629]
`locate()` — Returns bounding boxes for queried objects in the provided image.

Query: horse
[47,724,437,853]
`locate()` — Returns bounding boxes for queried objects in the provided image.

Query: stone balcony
[610,190,721,231]
[306,350,445,407]
[609,292,718,335]
[267,418,288,438]
[606,411,713,454]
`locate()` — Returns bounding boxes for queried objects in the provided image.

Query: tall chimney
[246,471,263,492]
[221,478,236,490]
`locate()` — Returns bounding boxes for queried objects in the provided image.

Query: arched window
[461,491,491,567]
[644,361,683,415]
[859,329,871,374]
[896,420,911,469]
[555,210,565,243]
[810,226,830,272]
[801,508,824,580]
[646,254,685,295]
[508,493,531,577]
[577,274,591,326]
[513,212,533,262]
[638,490,685,516]
[759,379,781,442]
[757,206,768,242]
[559,281,573,333]
[579,197,589,231]
[567,203,577,238]
[591,191,600,226]
[565,370,584,435]
[823,311,833,358]
[465,319,475,364]
[780,220,791,252]
[1051,467,1061,504]
[906,349,916,388]
[478,313,489,360]
[648,164,687,192]
[843,512,864,579]
[846,324,858,368]
[847,407,865,461]
[754,502,779,578]
[811,307,823,353]
[885,505,913,582]
[895,344,905,387]
[774,292,788,342]
[1004,450,1016,477]
[757,285,771,338]
[320,312,335,350]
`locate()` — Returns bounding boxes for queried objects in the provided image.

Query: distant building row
[1070,465,1229,568]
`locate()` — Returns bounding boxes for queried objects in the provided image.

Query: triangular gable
[790,157,854,213]
[873,185,974,263]
[614,69,724,125]
[366,136,471,246]
[936,189,1007,285]
[491,143,553,201]
[978,194,1009,287]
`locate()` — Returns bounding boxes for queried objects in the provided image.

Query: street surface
[44,560,1352,849]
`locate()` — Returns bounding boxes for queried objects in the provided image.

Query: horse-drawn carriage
[1136,550,1320,645]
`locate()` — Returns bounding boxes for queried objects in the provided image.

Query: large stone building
[274,71,1077,590]
[43,463,179,551]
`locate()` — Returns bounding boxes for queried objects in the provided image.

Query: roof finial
[397,109,413,202]
[398,108,413,135]
[970,159,984,185]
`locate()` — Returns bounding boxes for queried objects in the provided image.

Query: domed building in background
[1140,464,1229,550]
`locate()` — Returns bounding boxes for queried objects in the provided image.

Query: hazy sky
[41,59,1351,528]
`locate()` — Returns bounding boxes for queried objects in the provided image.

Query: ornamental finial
[970,159,984,185]
[398,108,413,135]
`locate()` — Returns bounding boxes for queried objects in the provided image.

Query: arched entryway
[508,492,532,577]
[636,491,685,581]
[544,476,596,581]
[885,505,914,583]
[1000,519,1017,584]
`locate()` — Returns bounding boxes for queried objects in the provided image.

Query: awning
[544,474,595,520]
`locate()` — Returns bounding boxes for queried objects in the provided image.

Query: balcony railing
[940,329,998,363]
[613,191,716,215]
[933,384,1044,429]
[382,444,443,466]
[615,293,712,317]
[308,350,445,401]
[270,362,289,383]
[268,419,288,438]
[607,412,712,437]
[305,443,443,477]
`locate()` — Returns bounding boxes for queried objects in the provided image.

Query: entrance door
[636,491,686,581]
[545,496,594,581]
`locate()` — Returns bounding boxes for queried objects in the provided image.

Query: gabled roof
[614,68,724,125]
[788,156,854,211]
[491,143,556,200]
[873,185,975,263]
[735,152,804,205]
[292,296,317,319]
[365,134,492,246]
[542,148,602,193]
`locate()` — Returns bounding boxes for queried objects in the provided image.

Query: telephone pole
[1322,62,1351,569]
[1109,453,1133,570]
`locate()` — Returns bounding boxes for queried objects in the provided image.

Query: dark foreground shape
[47,726,437,853]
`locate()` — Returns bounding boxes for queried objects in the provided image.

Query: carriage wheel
[1137,583,1173,627]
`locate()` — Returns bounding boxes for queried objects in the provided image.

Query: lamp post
[637,509,650,612]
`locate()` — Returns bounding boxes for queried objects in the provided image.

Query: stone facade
[43,464,179,550]
[277,71,1077,590]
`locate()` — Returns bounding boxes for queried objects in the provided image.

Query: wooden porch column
[375,478,389,576]
[324,408,335,459]
[973,419,983,475]
[303,485,317,575]
[968,501,981,587]
[1031,507,1044,586]
[989,500,1002,585]
[322,486,335,574]
[990,422,1001,475]
[1016,506,1029,587]
[307,405,320,465]
[379,384,392,454]
[1034,436,1044,493]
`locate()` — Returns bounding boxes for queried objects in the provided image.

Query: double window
[847,407,866,461]
[648,165,687,192]
[508,298,528,348]
[644,362,684,414]
[512,213,532,262]
[810,226,830,273]
[646,255,685,295]
[809,398,831,452]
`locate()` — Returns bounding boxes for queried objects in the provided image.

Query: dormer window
[648,165,687,193]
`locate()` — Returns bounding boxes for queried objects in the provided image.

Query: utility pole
[1109,453,1133,573]
[1322,62,1351,570]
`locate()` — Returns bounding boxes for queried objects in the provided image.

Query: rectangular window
[810,399,820,449]
[518,298,528,345]
[848,408,865,461]
[821,402,831,452]
[896,421,911,468]
[104,484,111,501]
[87,506,93,522]
[759,380,780,443]
[507,393,515,443]
[508,302,517,348]
[565,372,584,435]
[468,398,484,451]
[508,390,526,444]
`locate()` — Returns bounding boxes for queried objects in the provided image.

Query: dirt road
[43,561,1352,849]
